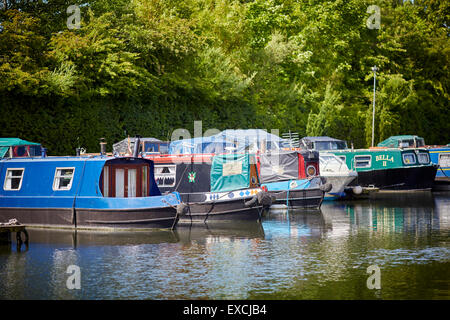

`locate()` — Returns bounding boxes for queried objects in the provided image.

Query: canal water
[0,192,449,300]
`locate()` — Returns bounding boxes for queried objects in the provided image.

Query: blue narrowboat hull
[263,177,325,209]
[428,147,450,190]
[0,156,183,230]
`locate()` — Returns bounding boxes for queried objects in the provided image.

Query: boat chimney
[100,138,107,156]
[76,147,81,156]
[41,147,47,158]
[133,135,141,158]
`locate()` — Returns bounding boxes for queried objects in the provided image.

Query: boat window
[416,138,425,147]
[154,165,176,187]
[29,145,41,156]
[12,146,28,157]
[314,141,347,151]
[53,168,75,191]
[159,143,169,154]
[4,168,25,190]
[399,142,410,148]
[338,156,346,162]
[402,153,416,165]
[142,166,148,196]
[439,154,450,167]
[115,168,125,197]
[127,168,137,197]
[144,142,159,153]
[102,165,110,197]
[417,153,429,164]
[354,155,371,168]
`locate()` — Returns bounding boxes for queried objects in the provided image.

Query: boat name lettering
[375,155,394,163]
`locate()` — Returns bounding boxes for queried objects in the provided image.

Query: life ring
[13,146,27,157]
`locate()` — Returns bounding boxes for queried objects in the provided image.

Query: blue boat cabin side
[428,147,450,179]
[0,156,178,210]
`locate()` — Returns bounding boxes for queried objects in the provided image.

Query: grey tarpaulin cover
[260,151,299,183]
[113,137,163,154]
[169,129,287,155]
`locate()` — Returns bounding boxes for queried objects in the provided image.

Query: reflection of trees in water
[254,192,450,300]
[321,191,446,237]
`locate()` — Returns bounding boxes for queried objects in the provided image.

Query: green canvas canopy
[0,138,41,158]
[210,154,251,192]
[0,138,40,147]
[377,135,425,148]
[0,147,8,158]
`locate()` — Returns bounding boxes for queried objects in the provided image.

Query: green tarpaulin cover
[0,138,40,147]
[210,154,251,192]
[377,135,423,148]
[0,138,41,158]
[0,147,8,158]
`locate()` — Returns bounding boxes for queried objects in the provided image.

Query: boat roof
[169,135,235,154]
[0,138,41,158]
[113,137,167,152]
[218,129,285,142]
[381,135,422,140]
[0,155,105,163]
[0,138,41,147]
[0,155,151,163]
[301,136,345,142]
[114,137,166,144]
[378,135,424,148]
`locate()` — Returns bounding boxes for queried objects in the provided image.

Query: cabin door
[101,164,149,197]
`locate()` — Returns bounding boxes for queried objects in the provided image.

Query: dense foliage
[0,0,448,154]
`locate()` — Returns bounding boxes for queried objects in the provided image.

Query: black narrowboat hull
[0,207,74,228]
[268,188,324,209]
[178,193,265,224]
[349,165,438,191]
[75,206,179,230]
[0,206,179,230]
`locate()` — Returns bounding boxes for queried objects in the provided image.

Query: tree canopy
[0,0,448,154]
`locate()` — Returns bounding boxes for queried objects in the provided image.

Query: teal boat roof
[377,135,424,147]
[0,138,41,147]
[0,138,41,158]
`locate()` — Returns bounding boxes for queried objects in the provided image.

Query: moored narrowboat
[377,135,450,190]
[332,148,437,191]
[0,155,183,230]
[258,150,330,209]
[300,136,438,192]
[146,153,272,224]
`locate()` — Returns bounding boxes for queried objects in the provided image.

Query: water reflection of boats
[320,191,445,235]
[433,192,450,230]
[263,209,332,239]
[176,221,265,244]
[368,190,435,207]
[22,228,180,247]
